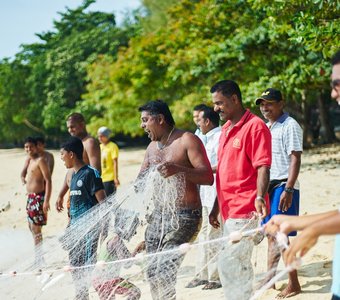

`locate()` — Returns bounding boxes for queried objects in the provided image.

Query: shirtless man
[22,137,52,265]
[56,113,101,213]
[138,100,213,299]
[21,136,54,184]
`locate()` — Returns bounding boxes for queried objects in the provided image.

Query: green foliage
[82,0,339,136]
[0,0,339,143]
[0,1,137,143]
[141,0,179,32]
[0,58,35,142]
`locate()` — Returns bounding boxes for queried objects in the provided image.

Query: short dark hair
[201,106,220,127]
[331,50,340,66]
[24,137,37,145]
[193,103,208,112]
[67,112,85,123]
[138,100,175,127]
[61,137,83,160]
[35,136,45,144]
[210,80,242,101]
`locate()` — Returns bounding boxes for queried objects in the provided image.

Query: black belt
[177,208,202,216]
[269,178,287,195]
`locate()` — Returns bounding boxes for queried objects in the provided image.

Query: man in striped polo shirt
[256,88,303,298]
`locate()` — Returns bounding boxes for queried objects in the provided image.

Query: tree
[83,0,339,144]
[0,0,137,143]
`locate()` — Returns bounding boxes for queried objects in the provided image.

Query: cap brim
[255,98,265,105]
[255,98,278,105]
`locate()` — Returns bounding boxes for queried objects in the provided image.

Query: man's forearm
[114,159,119,181]
[286,152,301,188]
[256,166,270,197]
[45,180,52,203]
[290,210,339,232]
[58,180,69,198]
[177,165,213,185]
[309,212,340,236]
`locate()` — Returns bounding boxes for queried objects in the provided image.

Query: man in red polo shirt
[209,80,271,300]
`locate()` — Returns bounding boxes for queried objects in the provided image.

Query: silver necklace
[157,127,175,150]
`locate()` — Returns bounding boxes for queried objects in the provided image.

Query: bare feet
[275,284,301,299]
[202,281,222,290]
[185,278,208,288]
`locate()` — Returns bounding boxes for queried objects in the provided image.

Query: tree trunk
[317,91,335,144]
[301,90,310,148]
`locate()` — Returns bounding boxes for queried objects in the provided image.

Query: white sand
[0,144,339,299]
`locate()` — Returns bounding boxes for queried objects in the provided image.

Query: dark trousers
[145,209,201,300]
[103,181,116,197]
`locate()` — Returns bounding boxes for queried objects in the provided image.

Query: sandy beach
[0,144,339,299]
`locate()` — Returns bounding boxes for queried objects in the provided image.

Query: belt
[177,208,202,215]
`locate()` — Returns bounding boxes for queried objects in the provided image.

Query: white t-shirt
[194,128,207,145]
[268,113,303,189]
[200,126,221,207]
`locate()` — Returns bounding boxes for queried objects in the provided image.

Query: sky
[0,0,141,59]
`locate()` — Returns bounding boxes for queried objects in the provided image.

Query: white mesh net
[0,167,296,300]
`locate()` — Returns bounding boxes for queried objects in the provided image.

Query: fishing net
[0,166,294,300]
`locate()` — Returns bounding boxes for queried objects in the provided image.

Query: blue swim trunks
[263,183,299,236]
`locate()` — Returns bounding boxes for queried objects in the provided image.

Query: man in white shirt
[257,88,303,298]
[193,104,208,145]
[186,106,222,290]
[264,49,340,300]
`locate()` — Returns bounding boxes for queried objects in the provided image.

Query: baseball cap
[255,88,283,105]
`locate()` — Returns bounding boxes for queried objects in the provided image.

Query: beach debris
[1,201,10,212]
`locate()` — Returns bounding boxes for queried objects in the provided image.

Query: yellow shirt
[100,141,119,182]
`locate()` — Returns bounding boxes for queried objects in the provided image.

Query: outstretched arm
[284,210,340,265]
[266,210,339,236]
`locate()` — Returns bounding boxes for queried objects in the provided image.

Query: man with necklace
[138,99,213,300]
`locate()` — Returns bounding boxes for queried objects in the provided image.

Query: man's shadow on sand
[255,260,332,294]
[297,260,332,293]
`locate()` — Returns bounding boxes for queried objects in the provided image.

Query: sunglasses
[331,79,340,89]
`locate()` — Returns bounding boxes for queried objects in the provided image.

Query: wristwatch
[284,187,294,193]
